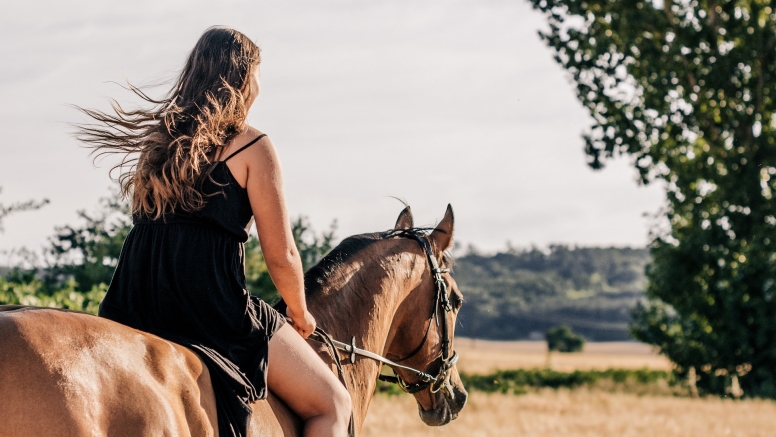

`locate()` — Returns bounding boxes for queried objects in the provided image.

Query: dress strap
[222,134,267,162]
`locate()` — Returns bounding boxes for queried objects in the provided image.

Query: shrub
[546,325,585,353]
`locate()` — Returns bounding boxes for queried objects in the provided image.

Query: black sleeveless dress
[99,135,286,437]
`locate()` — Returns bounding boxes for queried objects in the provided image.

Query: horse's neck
[310,261,408,431]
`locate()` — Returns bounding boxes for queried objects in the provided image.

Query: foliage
[546,325,586,352]
[0,186,48,233]
[455,246,649,341]
[375,367,678,396]
[46,194,131,291]
[244,216,337,303]
[529,0,776,397]
[0,274,106,315]
[244,237,278,303]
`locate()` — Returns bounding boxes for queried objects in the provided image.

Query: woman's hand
[286,306,316,339]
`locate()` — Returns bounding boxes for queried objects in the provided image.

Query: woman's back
[100,133,285,437]
[132,134,266,241]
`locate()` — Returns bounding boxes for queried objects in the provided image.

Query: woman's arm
[241,133,315,338]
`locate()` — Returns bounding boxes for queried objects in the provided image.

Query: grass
[378,339,679,397]
[364,340,774,436]
[362,390,776,437]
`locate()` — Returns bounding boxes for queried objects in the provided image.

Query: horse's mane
[304,227,454,294]
[273,228,451,313]
[303,232,385,296]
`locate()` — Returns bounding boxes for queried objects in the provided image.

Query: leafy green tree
[529,0,776,396]
[0,273,106,315]
[292,216,337,271]
[46,194,132,291]
[244,216,337,303]
[546,325,586,352]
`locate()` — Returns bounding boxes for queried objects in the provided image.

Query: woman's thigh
[267,324,344,418]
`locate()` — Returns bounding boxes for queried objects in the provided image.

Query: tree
[546,325,586,352]
[244,216,337,303]
[46,193,132,291]
[529,0,776,396]
[0,274,106,315]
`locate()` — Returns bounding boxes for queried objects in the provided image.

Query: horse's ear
[430,204,454,253]
[395,206,414,230]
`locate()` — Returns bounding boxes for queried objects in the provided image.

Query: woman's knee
[331,382,351,418]
[301,380,350,424]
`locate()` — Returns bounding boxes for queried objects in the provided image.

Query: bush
[374,367,679,396]
[0,275,106,315]
[546,325,585,353]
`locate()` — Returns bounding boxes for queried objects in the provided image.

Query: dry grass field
[361,340,775,436]
[362,390,776,437]
[454,338,672,373]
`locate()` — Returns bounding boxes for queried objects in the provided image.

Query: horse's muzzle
[417,380,468,426]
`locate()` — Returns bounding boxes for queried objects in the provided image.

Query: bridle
[378,230,459,395]
[309,229,459,397]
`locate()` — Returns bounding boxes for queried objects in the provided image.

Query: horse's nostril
[448,386,468,415]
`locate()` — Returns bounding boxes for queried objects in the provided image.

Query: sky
[0,0,665,260]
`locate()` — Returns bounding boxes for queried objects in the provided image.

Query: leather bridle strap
[309,328,456,386]
[399,232,453,362]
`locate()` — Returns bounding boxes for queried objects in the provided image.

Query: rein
[309,230,459,396]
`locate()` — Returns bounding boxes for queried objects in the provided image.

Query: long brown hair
[76,26,260,218]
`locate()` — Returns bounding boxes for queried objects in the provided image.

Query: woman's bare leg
[268,324,351,437]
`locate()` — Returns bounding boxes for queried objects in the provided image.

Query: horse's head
[383,205,468,426]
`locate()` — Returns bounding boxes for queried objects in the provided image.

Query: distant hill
[453,246,649,341]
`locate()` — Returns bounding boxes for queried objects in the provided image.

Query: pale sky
[0,0,664,260]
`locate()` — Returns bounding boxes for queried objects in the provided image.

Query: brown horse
[0,205,467,436]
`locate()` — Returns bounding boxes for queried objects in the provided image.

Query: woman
[78,27,351,437]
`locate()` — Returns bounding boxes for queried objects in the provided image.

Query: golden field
[362,390,776,437]
[362,340,775,437]
[454,338,672,373]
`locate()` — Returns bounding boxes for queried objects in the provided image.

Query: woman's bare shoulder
[241,126,274,153]
[243,125,266,140]
[240,126,279,171]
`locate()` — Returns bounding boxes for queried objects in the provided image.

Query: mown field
[453,338,672,373]
[362,390,776,437]
[362,340,776,437]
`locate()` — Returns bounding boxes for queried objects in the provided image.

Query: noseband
[310,230,459,397]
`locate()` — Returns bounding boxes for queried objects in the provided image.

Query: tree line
[454,245,649,342]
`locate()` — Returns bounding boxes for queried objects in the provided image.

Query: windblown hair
[75,27,261,218]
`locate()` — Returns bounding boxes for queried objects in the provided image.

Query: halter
[310,229,459,398]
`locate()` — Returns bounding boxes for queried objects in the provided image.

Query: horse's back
[0,306,216,437]
[0,306,303,437]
